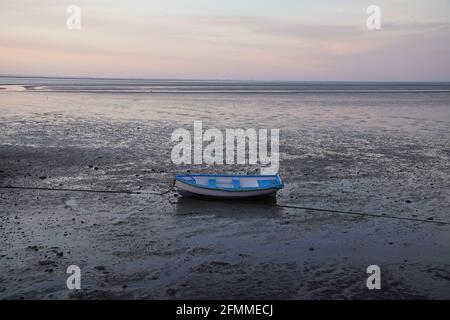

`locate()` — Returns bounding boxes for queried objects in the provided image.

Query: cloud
[0,3,449,80]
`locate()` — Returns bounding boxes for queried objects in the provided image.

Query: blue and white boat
[174,174,283,198]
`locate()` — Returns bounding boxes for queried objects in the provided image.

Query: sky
[0,0,449,81]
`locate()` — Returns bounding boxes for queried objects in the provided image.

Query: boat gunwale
[175,174,284,192]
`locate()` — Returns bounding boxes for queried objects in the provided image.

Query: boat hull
[175,180,279,198]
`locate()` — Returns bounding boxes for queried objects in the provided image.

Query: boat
[174,173,283,198]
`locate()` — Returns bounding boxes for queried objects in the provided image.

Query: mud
[1,90,449,299]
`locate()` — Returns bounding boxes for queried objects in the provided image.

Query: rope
[159,179,176,195]
[0,181,176,196]
[1,184,448,225]
[275,203,450,225]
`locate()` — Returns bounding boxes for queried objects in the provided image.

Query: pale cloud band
[0,0,449,80]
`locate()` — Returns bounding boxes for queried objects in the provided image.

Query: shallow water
[0,77,449,299]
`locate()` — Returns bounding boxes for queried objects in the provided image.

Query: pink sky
[0,0,449,80]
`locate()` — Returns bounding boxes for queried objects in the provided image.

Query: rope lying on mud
[0,182,176,196]
[1,184,449,226]
[274,204,450,226]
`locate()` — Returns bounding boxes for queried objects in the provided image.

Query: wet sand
[1,88,450,299]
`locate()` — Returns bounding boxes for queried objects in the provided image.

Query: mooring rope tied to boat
[0,184,175,196]
[1,184,449,226]
[275,204,450,225]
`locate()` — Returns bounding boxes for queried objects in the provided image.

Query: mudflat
[1,83,450,299]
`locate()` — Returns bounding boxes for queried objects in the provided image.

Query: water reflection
[174,195,283,218]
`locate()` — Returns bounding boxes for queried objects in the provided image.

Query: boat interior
[177,175,281,190]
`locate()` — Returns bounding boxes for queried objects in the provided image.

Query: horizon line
[1,73,450,84]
